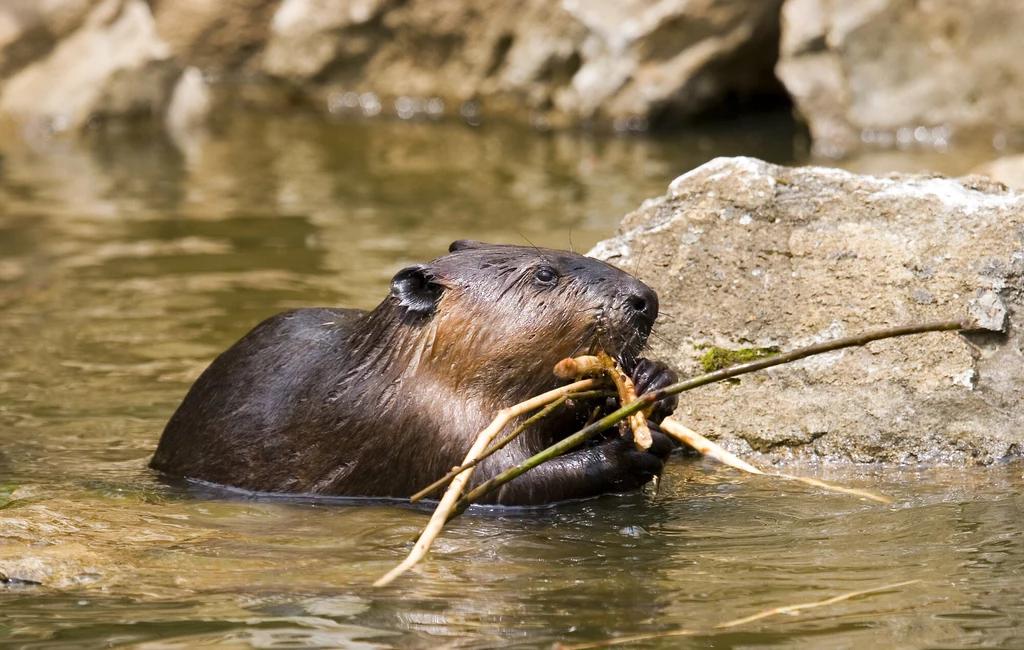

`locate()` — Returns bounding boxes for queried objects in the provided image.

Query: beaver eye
[533,266,558,286]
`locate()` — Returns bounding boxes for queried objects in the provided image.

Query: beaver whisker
[567,324,599,359]
[581,307,650,369]
[617,324,653,374]
[516,230,552,265]
[632,242,647,278]
[618,348,640,375]
[648,327,682,349]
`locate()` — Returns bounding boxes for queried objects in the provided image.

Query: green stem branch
[451,318,967,516]
[410,389,614,502]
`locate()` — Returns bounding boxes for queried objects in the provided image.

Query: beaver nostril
[622,286,658,323]
[627,295,648,314]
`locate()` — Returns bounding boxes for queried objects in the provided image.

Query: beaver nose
[623,285,659,325]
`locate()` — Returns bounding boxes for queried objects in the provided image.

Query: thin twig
[410,389,614,503]
[410,397,570,504]
[451,320,966,517]
[648,319,967,404]
[555,580,922,649]
[554,353,652,449]
[554,355,605,379]
[373,378,600,587]
[724,580,922,626]
[659,418,891,503]
[774,473,893,504]
[659,417,763,474]
[599,352,652,450]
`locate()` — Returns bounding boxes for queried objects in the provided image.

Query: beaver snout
[622,285,659,325]
[619,283,659,330]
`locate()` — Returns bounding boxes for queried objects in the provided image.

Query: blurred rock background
[0,0,1022,179]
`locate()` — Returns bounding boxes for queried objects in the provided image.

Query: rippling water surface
[0,114,1021,649]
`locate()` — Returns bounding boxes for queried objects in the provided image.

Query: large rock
[0,0,179,132]
[592,157,1023,465]
[261,0,785,126]
[777,0,1024,158]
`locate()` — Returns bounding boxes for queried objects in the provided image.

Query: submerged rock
[777,0,1024,158]
[592,157,1024,465]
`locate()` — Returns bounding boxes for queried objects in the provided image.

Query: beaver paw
[602,421,674,489]
[630,358,678,424]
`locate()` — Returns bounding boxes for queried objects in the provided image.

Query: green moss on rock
[697,345,780,373]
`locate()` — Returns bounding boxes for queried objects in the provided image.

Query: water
[1,114,1022,649]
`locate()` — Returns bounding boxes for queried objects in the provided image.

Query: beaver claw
[629,358,678,424]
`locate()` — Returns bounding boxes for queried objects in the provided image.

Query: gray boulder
[777,0,1024,157]
[592,157,1023,465]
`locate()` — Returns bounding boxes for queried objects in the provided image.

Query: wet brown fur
[150,241,676,505]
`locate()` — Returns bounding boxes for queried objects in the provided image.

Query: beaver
[150,240,679,505]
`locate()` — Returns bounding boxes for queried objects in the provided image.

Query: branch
[410,389,614,503]
[373,377,601,587]
[658,417,762,474]
[598,352,652,450]
[647,319,968,404]
[658,418,891,504]
[452,319,968,516]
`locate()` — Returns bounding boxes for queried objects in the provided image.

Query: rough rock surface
[592,156,1024,465]
[0,0,784,134]
[777,0,1024,158]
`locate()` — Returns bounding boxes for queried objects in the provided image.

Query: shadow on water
[0,114,1022,648]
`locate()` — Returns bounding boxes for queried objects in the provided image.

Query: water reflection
[0,115,1021,649]
[1,465,1022,648]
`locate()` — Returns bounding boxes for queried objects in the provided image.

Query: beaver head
[362,240,659,402]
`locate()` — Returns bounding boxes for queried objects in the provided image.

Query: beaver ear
[390,264,443,317]
[448,239,490,253]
